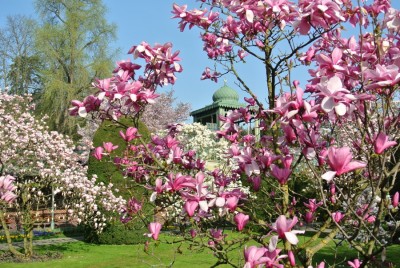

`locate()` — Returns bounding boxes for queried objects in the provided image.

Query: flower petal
[334,102,347,116]
[285,231,299,245]
[322,171,337,182]
[321,97,334,113]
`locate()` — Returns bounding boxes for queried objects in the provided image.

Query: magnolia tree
[0,93,124,259]
[71,0,400,267]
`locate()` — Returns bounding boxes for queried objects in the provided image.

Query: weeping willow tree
[34,0,117,137]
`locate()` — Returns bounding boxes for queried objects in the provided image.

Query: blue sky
[1,1,399,119]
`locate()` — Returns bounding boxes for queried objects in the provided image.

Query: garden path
[0,236,84,251]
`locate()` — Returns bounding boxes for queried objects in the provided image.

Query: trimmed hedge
[84,221,148,245]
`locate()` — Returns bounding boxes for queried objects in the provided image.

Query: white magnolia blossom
[0,93,125,232]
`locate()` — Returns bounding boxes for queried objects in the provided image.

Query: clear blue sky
[0,1,399,119]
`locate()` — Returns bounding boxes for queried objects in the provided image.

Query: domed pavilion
[190,82,246,130]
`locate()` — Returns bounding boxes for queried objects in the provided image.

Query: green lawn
[0,239,236,268]
[1,233,400,267]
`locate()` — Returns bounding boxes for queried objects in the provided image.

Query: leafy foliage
[84,220,148,245]
[34,0,117,137]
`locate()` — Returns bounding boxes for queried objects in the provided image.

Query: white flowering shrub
[0,93,124,258]
[175,123,229,163]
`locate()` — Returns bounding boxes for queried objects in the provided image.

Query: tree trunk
[0,209,24,258]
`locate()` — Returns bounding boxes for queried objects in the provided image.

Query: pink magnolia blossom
[1,191,17,203]
[172,4,218,32]
[236,147,260,176]
[374,132,397,154]
[303,199,322,212]
[347,259,361,268]
[243,246,268,268]
[393,192,399,208]
[238,49,248,60]
[225,196,239,211]
[93,147,104,160]
[288,250,296,266]
[127,197,142,214]
[332,212,345,223]
[364,64,400,90]
[315,48,346,74]
[201,67,220,83]
[210,229,225,242]
[234,213,249,231]
[103,142,118,153]
[120,197,142,223]
[300,45,316,64]
[384,8,400,32]
[270,164,291,185]
[120,127,140,142]
[304,211,314,224]
[0,175,17,203]
[244,97,256,106]
[69,95,100,117]
[270,215,305,246]
[296,0,345,34]
[323,147,367,180]
[244,246,287,268]
[184,200,199,217]
[250,176,261,191]
[165,173,196,192]
[190,229,197,238]
[147,222,162,240]
[317,76,351,116]
[0,175,16,191]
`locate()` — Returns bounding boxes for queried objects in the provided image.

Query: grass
[1,232,400,267]
[0,239,233,268]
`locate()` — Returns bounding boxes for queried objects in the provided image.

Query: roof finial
[223,78,227,86]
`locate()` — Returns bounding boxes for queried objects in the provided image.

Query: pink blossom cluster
[0,175,17,204]
[69,42,182,121]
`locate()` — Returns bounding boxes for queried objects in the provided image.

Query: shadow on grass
[35,241,91,253]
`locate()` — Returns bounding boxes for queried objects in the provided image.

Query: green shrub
[61,225,85,237]
[84,221,148,245]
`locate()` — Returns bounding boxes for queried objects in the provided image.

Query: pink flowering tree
[142,90,191,133]
[72,1,400,267]
[0,93,124,259]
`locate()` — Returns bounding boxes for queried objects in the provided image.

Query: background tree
[141,90,191,133]
[34,0,117,137]
[0,15,40,95]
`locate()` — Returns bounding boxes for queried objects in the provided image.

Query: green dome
[212,84,239,103]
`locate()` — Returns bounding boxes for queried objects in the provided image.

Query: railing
[206,123,218,131]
